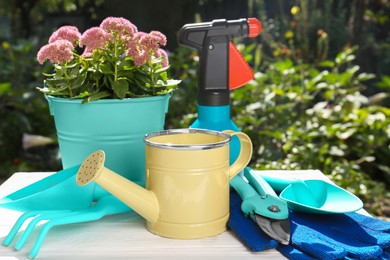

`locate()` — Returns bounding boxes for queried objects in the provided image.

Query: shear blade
[254,213,290,245]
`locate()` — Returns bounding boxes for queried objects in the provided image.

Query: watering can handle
[223,130,253,180]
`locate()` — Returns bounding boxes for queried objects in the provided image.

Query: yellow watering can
[76,129,252,239]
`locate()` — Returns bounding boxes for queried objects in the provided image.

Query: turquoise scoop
[0,165,94,211]
[252,170,363,214]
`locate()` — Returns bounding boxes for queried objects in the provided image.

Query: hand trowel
[178,18,291,243]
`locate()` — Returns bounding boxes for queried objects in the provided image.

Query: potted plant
[37,17,180,195]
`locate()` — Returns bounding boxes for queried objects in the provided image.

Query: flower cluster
[79,27,112,56]
[37,17,179,102]
[37,39,74,64]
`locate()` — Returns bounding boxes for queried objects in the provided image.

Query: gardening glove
[228,188,278,251]
[277,210,390,260]
[228,188,390,259]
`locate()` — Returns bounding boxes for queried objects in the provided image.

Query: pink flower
[100,17,137,36]
[125,38,138,57]
[133,54,146,66]
[149,31,167,46]
[48,26,81,45]
[132,32,147,41]
[37,40,74,64]
[79,27,112,52]
[133,50,151,66]
[125,32,145,57]
[156,49,169,67]
[81,50,93,57]
[125,31,169,67]
[138,31,167,52]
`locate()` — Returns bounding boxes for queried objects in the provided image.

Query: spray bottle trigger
[229,42,254,90]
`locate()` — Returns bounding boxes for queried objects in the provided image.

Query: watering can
[76,129,253,239]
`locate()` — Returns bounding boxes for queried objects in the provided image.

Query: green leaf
[323,72,338,84]
[335,52,355,65]
[150,57,163,65]
[100,63,114,74]
[117,70,134,78]
[318,60,335,68]
[357,73,375,82]
[339,71,354,86]
[254,44,262,68]
[346,65,360,75]
[260,130,284,140]
[275,59,293,71]
[376,75,390,89]
[65,62,78,69]
[161,79,181,86]
[42,72,56,77]
[336,128,357,140]
[134,73,152,85]
[82,91,112,103]
[112,79,129,99]
[72,91,90,99]
[69,66,80,77]
[54,69,64,79]
[154,65,170,74]
[45,78,68,87]
[71,71,88,88]
[0,82,11,94]
[118,60,135,70]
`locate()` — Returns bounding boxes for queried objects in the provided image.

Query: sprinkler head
[76,150,106,186]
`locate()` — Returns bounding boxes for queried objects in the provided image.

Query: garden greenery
[37,17,179,103]
[232,47,389,215]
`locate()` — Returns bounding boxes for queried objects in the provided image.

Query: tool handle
[230,175,259,201]
[244,168,279,196]
[230,169,289,220]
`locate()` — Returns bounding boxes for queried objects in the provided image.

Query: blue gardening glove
[228,188,390,259]
[277,210,390,260]
[228,188,278,251]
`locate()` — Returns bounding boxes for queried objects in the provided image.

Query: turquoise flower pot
[46,94,171,198]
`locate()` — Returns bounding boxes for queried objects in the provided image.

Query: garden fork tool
[1,165,132,258]
[2,194,131,259]
[178,18,291,244]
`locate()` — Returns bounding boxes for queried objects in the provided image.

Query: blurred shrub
[0,39,59,179]
[231,46,389,216]
[252,0,390,100]
[165,47,199,129]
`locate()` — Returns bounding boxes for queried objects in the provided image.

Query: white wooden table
[0,172,285,260]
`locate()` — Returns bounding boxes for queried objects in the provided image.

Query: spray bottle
[178,18,262,160]
[178,19,291,244]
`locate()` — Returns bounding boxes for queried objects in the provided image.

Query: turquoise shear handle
[243,167,279,197]
[230,168,288,220]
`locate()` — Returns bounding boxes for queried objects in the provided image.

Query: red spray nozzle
[248,18,262,38]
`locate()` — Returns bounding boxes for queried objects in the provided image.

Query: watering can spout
[76,150,159,223]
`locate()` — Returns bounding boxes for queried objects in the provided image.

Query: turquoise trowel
[0,165,94,211]
[251,170,364,214]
